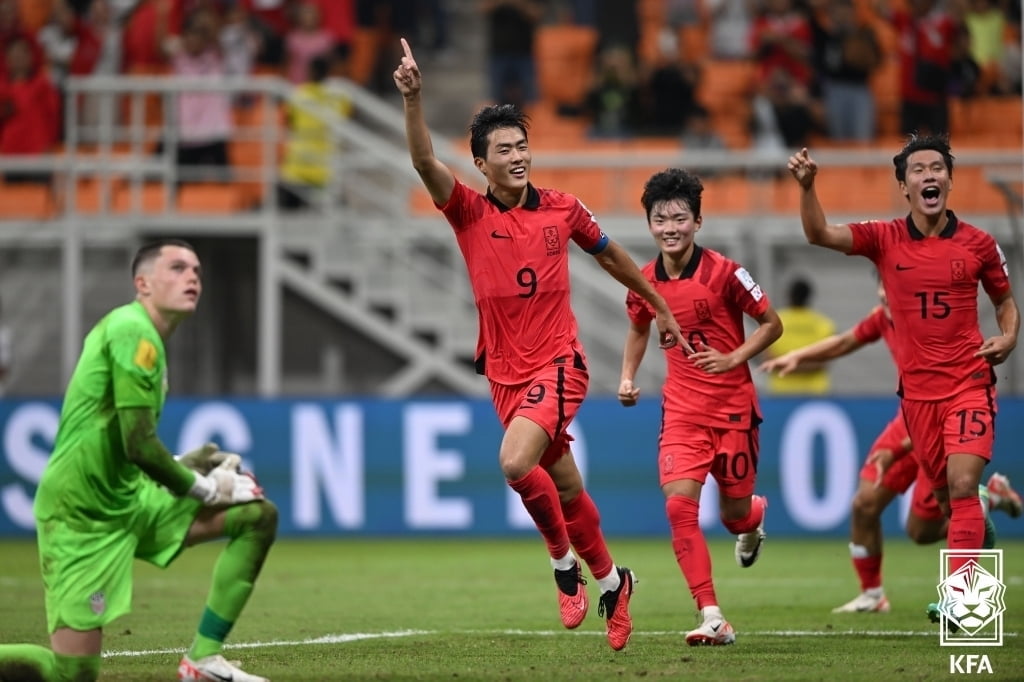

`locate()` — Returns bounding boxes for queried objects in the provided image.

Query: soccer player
[761,278,1022,613]
[393,39,685,651]
[618,168,782,646]
[0,240,277,682]
[787,136,1020,587]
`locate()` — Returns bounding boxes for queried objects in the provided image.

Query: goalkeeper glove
[187,458,264,506]
[176,442,239,475]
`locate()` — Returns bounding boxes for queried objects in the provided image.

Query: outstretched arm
[787,148,854,253]
[593,240,686,350]
[759,328,864,376]
[393,38,455,206]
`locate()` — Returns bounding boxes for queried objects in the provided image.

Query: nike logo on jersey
[895,264,915,271]
[491,230,512,239]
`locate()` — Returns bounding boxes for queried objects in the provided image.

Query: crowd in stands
[0,0,1021,200]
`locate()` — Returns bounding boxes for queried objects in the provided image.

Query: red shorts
[860,415,916,492]
[901,385,997,490]
[859,415,943,520]
[658,420,759,498]
[489,363,588,468]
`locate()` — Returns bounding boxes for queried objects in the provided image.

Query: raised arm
[393,38,455,206]
[787,148,854,253]
[592,240,686,350]
[759,327,864,376]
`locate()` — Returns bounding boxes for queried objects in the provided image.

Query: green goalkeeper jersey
[35,301,168,525]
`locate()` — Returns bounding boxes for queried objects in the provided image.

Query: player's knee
[851,491,883,519]
[228,499,279,540]
[54,653,100,682]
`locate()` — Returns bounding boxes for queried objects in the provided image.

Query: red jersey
[849,212,1011,400]
[626,246,770,429]
[0,72,59,155]
[852,305,897,360]
[893,7,959,104]
[440,181,608,385]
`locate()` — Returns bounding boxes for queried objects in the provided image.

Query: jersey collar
[907,210,958,240]
[655,245,703,281]
[485,183,540,212]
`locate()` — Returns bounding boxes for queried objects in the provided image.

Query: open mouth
[922,186,941,201]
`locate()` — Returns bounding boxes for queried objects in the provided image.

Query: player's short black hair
[640,168,704,220]
[469,104,530,160]
[893,133,955,183]
[131,239,197,276]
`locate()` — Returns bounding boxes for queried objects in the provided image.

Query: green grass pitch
[1,537,1022,681]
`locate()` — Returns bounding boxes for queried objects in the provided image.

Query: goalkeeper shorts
[36,479,202,633]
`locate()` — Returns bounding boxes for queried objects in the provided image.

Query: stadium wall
[1,397,1022,539]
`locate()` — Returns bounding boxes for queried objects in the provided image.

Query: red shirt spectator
[0,38,60,155]
[750,0,814,86]
[893,1,959,105]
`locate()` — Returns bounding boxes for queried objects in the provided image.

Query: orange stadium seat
[111,182,170,213]
[0,182,56,219]
[178,182,246,213]
[701,175,755,215]
[534,24,600,112]
[17,0,53,31]
[697,60,755,148]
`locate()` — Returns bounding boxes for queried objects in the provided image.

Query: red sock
[721,494,765,535]
[562,490,614,580]
[508,467,570,559]
[853,555,882,591]
[948,496,985,572]
[667,495,717,609]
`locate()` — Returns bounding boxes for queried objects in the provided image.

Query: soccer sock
[721,495,765,535]
[852,554,883,592]
[947,495,985,571]
[551,550,576,572]
[0,643,56,681]
[188,500,278,661]
[508,467,570,560]
[53,653,101,682]
[667,495,717,610]
[561,490,614,582]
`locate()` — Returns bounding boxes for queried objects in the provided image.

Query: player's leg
[546,448,635,650]
[718,428,766,571]
[986,471,1023,518]
[0,517,133,682]
[941,388,996,563]
[134,482,277,682]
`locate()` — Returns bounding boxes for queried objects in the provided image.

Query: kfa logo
[935,549,1005,647]
[949,654,993,674]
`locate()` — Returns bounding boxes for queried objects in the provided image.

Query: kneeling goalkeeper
[0,239,277,682]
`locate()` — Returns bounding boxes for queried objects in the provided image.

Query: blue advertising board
[1,397,1022,538]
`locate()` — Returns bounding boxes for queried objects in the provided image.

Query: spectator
[763,277,836,394]
[37,0,102,90]
[80,0,142,139]
[0,0,45,77]
[305,0,356,57]
[219,1,261,80]
[278,54,352,210]
[0,37,60,184]
[593,0,639,55]
[285,1,333,85]
[0,295,11,397]
[960,0,1006,94]
[680,104,728,175]
[158,4,233,182]
[809,0,882,143]
[890,0,961,136]
[749,0,821,149]
[706,0,754,60]
[636,27,699,136]
[481,0,544,108]
[583,44,641,138]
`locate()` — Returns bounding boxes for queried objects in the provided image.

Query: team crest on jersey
[134,339,157,371]
[543,226,560,255]
[694,299,712,321]
[951,259,967,282]
[89,591,106,615]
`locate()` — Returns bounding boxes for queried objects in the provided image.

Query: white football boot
[178,654,270,682]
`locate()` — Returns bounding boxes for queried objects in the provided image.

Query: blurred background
[1,0,1023,539]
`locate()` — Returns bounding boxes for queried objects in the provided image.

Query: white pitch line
[102,627,1017,658]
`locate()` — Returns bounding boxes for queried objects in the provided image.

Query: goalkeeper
[0,239,277,682]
